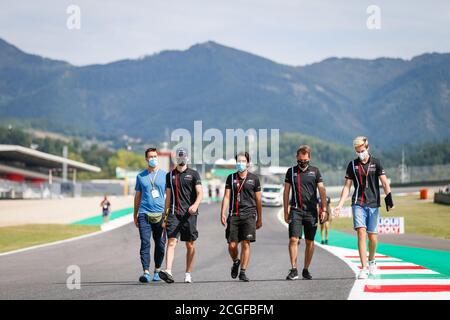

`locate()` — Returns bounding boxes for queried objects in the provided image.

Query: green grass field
[0,224,100,253]
[331,195,450,240]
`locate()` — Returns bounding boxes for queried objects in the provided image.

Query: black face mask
[297,160,309,169]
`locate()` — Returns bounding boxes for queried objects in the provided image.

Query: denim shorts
[352,205,379,233]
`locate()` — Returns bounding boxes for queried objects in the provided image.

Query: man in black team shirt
[334,136,394,279]
[284,145,328,280]
[159,148,203,284]
[221,152,262,282]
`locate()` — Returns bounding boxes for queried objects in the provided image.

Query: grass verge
[0,224,100,253]
[330,195,450,240]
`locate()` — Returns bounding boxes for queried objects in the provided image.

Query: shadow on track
[54,276,355,287]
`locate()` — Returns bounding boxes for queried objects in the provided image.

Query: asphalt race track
[0,204,355,299]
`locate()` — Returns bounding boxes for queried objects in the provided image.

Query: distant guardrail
[0,179,124,199]
[322,164,450,187]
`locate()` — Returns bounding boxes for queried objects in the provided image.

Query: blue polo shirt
[135,169,166,214]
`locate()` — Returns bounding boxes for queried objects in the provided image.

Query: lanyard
[175,172,181,215]
[235,173,247,216]
[296,167,303,210]
[148,169,159,190]
[358,161,370,205]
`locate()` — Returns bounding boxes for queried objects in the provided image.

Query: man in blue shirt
[134,147,167,283]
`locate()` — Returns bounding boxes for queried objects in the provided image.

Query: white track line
[358,292,450,300]
[365,279,450,285]
[363,269,439,275]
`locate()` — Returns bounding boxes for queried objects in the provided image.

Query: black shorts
[226,214,256,243]
[288,209,318,241]
[166,214,198,242]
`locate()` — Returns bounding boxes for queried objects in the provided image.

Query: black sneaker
[286,268,299,280]
[325,239,328,245]
[321,240,325,245]
[159,270,174,284]
[231,259,241,279]
[239,272,250,282]
[302,269,312,280]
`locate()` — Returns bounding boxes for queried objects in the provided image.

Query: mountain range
[0,37,449,148]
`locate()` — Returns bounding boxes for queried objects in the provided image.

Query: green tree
[107,150,144,172]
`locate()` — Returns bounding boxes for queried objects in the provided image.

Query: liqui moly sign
[378,217,405,234]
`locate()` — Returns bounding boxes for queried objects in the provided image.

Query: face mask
[357,150,369,161]
[297,160,309,169]
[236,163,247,173]
[176,158,187,166]
[148,158,158,168]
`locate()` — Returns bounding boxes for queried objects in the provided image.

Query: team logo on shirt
[184,175,193,181]
[293,170,316,177]
[354,164,377,172]
[246,234,254,240]
[246,179,255,185]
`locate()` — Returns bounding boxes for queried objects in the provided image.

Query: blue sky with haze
[0,0,449,66]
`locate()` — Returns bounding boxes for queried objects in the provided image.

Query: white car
[261,184,284,207]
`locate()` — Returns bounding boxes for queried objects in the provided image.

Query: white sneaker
[184,273,192,283]
[357,268,369,279]
[368,260,377,275]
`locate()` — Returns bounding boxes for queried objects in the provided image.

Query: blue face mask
[148,158,158,168]
[236,162,247,172]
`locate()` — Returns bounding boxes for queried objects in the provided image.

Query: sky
[0,0,449,66]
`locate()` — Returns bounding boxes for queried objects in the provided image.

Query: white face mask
[357,150,369,161]
[176,157,187,166]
